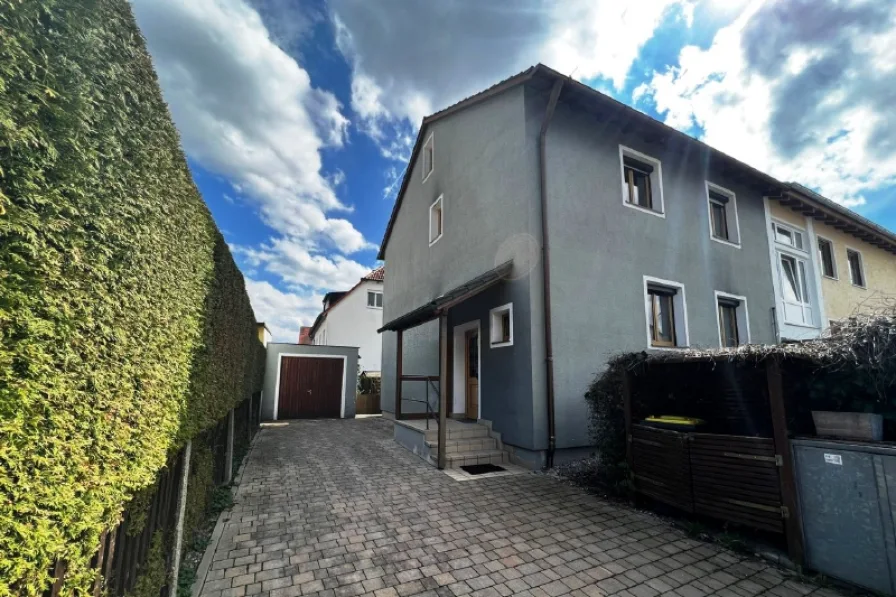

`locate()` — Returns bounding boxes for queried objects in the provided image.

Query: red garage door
[277,356,344,419]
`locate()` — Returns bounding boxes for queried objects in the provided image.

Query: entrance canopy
[378,260,513,333]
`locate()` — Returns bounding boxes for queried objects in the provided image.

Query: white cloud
[330,0,689,158]
[635,0,896,206]
[131,0,379,332]
[130,0,371,251]
[236,239,372,294]
[542,1,695,88]
[244,279,323,342]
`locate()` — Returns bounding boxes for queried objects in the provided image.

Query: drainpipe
[539,78,564,468]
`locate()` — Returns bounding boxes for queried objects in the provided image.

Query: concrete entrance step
[423,424,490,442]
[425,437,497,454]
[444,449,507,468]
[394,418,509,469]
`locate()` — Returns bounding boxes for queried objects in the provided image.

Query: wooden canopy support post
[438,314,449,470]
[766,358,805,566]
[395,329,403,420]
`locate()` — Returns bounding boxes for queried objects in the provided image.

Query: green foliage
[175,564,197,597]
[0,1,264,594]
[583,355,644,495]
[181,441,215,558]
[358,371,381,395]
[210,486,234,515]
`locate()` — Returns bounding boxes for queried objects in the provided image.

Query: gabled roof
[379,261,513,332]
[376,63,896,260]
[363,266,385,282]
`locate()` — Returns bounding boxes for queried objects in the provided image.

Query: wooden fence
[624,359,803,563]
[632,425,784,534]
[42,396,258,597]
[355,392,381,415]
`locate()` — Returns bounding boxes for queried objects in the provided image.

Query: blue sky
[130,0,896,340]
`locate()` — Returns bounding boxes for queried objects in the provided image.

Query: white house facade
[311,268,385,373]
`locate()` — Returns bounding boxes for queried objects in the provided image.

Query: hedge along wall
[0,1,265,594]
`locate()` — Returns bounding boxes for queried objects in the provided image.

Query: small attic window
[429,195,443,245]
[422,133,434,182]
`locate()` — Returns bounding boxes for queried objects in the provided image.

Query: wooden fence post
[224,409,235,484]
[169,441,192,595]
[438,315,449,470]
[766,358,805,566]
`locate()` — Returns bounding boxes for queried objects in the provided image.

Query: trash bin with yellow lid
[642,415,705,431]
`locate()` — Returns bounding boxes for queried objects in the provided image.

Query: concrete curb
[190,429,262,597]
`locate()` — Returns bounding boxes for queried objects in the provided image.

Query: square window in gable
[429,195,443,245]
[422,133,434,182]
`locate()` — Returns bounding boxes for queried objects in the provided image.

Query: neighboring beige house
[309,267,385,373]
[765,184,896,340]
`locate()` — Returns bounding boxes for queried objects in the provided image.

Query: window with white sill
[489,303,513,347]
[706,183,740,245]
[367,291,383,309]
[429,195,443,245]
[422,133,434,182]
[847,248,866,288]
[643,277,689,348]
[772,221,815,326]
[716,292,750,347]
[620,146,664,215]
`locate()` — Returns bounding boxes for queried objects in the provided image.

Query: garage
[275,355,345,419]
[261,344,358,421]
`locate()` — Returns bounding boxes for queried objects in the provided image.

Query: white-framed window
[620,146,664,217]
[489,303,513,348]
[715,291,750,347]
[817,237,837,279]
[643,277,689,349]
[847,248,866,288]
[367,291,383,309]
[422,133,434,182]
[777,252,814,326]
[771,219,815,327]
[429,195,443,245]
[772,221,805,250]
[706,182,740,246]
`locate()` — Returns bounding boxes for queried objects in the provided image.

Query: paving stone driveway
[198,418,844,597]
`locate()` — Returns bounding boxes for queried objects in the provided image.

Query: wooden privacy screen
[632,424,784,534]
[355,393,381,415]
[690,434,783,533]
[632,426,693,513]
[277,356,344,419]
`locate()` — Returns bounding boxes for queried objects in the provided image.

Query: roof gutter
[539,76,564,469]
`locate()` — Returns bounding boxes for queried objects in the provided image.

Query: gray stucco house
[378,64,786,469]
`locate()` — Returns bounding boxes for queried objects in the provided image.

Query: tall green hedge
[0,1,264,594]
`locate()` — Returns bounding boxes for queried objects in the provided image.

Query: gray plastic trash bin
[793,438,896,595]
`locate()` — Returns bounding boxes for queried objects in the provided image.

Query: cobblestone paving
[198,418,845,597]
